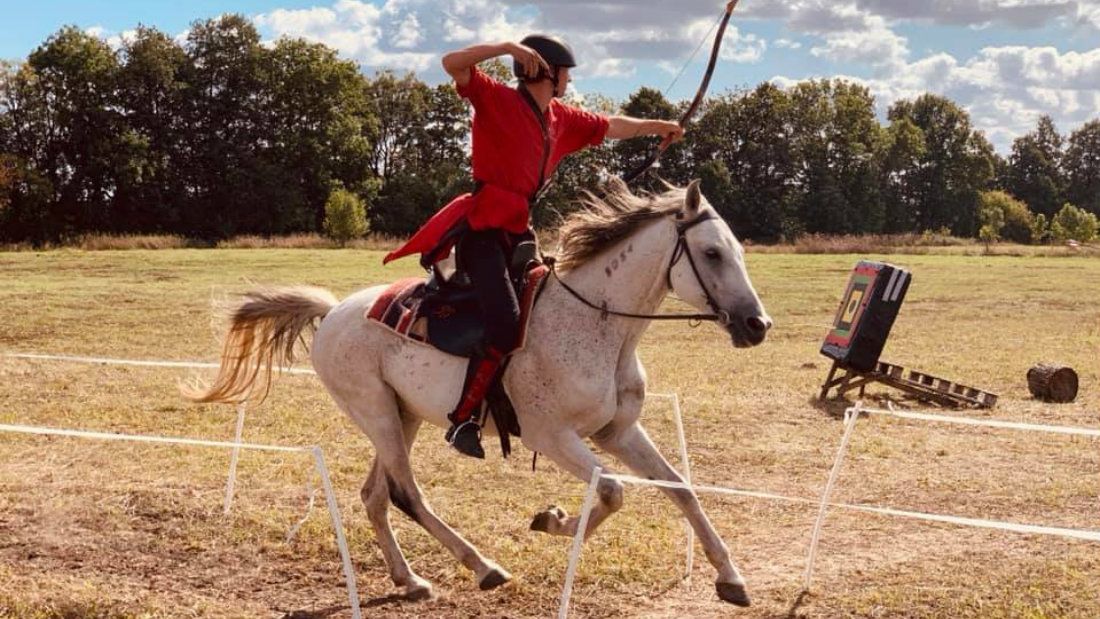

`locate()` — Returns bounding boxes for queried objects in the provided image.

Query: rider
[384,35,684,458]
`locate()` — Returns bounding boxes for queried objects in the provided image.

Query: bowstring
[662,10,725,100]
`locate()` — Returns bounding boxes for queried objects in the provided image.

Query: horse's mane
[555,178,684,271]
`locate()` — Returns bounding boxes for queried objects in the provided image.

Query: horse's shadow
[809,392,919,420]
[808,395,854,420]
[279,593,418,619]
[784,589,812,618]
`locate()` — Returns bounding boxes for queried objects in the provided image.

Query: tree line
[2,15,1099,245]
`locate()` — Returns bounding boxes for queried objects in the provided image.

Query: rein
[545,210,730,324]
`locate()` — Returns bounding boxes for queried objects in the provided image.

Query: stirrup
[445,420,485,459]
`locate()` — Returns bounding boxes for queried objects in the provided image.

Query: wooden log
[1027,363,1079,403]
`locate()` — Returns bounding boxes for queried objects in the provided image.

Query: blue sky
[3,0,1099,152]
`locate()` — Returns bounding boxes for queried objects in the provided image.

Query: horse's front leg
[595,422,751,607]
[524,431,624,540]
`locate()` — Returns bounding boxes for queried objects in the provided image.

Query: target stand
[818,261,998,409]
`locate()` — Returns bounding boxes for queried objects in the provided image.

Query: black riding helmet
[513,34,576,84]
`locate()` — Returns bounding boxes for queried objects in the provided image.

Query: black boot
[445,420,485,459]
[444,348,502,459]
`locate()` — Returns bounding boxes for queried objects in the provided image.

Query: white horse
[188,179,771,607]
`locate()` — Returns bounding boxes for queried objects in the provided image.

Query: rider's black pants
[457,229,520,354]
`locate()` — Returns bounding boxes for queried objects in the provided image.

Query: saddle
[365,237,547,358]
[365,238,549,458]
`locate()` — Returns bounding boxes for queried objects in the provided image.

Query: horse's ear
[685,179,702,214]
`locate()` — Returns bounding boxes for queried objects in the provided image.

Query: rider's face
[555,67,572,96]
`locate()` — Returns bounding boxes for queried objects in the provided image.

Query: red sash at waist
[383,182,533,265]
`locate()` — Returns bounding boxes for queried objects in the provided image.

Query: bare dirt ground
[1,249,1098,618]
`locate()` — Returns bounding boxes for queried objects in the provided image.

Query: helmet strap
[549,66,561,98]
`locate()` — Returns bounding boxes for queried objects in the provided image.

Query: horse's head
[667,180,772,348]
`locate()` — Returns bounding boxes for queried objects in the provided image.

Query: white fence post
[667,393,695,580]
[803,403,863,591]
[312,446,362,619]
[223,401,248,514]
[558,466,603,619]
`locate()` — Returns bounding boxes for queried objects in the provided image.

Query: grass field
[1,247,1098,618]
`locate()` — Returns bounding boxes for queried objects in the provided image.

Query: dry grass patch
[1,248,1098,617]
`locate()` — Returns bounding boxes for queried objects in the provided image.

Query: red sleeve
[455,65,508,110]
[555,103,610,155]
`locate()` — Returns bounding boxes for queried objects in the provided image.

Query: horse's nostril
[746,316,768,334]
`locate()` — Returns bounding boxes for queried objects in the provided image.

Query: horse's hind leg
[361,417,432,600]
[378,429,513,590]
[343,381,512,591]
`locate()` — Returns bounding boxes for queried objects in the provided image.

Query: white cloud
[84,25,138,51]
[391,13,422,48]
[744,0,1083,31]
[721,26,767,63]
[776,43,1100,151]
[809,15,909,69]
[443,17,477,43]
[587,58,634,78]
[1079,1,1100,28]
[680,20,766,64]
[256,0,438,72]
[775,38,803,50]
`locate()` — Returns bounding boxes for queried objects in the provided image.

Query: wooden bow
[621,0,740,185]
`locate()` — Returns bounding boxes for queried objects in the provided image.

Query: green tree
[1050,202,1098,242]
[880,116,926,233]
[363,71,471,234]
[323,186,368,245]
[692,85,797,240]
[1031,213,1050,243]
[978,190,1035,244]
[613,87,679,191]
[1006,115,1064,217]
[0,155,13,212]
[180,14,271,237]
[1064,120,1100,216]
[887,95,996,236]
[264,37,373,233]
[114,26,190,233]
[978,198,1004,246]
[24,27,123,239]
[787,80,884,235]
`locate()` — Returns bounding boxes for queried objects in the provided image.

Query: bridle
[546,209,731,324]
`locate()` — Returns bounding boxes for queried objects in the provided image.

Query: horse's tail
[183,286,338,405]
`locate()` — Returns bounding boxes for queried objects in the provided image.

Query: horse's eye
[704,248,721,261]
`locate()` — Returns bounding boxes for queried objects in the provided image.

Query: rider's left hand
[656,122,685,149]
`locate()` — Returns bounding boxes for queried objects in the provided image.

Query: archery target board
[821,261,911,371]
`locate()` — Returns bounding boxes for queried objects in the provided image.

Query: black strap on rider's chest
[518,84,552,203]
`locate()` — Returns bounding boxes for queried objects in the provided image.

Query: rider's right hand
[510,42,551,79]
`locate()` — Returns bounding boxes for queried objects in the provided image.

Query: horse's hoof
[716,581,751,607]
[479,567,512,591]
[530,509,556,532]
[405,584,433,601]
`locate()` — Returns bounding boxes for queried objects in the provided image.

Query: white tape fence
[0,422,362,619]
[7,352,1100,617]
[557,402,1100,618]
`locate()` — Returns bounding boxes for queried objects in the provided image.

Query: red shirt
[384,67,609,264]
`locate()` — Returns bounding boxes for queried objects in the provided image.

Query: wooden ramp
[819,360,998,409]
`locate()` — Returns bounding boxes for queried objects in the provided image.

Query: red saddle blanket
[365,265,550,356]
